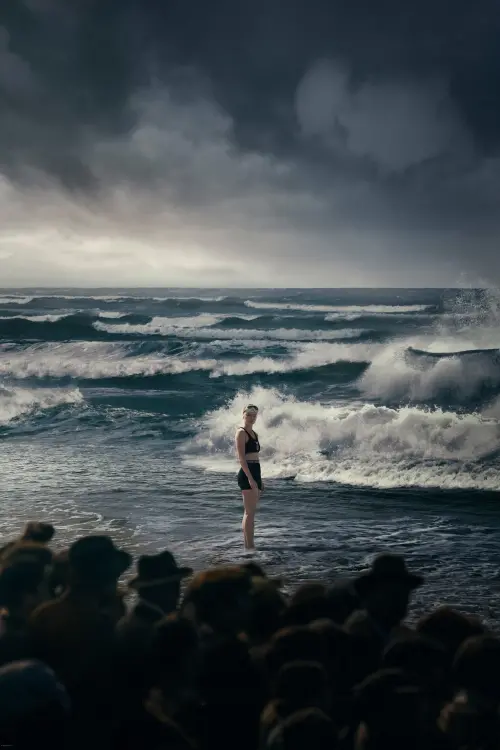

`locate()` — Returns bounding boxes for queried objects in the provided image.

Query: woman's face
[244,409,258,426]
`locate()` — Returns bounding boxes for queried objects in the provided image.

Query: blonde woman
[235,404,264,550]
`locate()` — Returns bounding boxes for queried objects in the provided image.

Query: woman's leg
[242,489,260,549]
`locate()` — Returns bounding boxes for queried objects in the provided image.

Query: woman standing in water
[235,404,264,550]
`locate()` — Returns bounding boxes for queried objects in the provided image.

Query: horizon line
[0,285,492,291]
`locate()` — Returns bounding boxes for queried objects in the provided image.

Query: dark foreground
[1,521,500,750]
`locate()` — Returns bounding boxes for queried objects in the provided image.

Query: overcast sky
[1,0,500,287]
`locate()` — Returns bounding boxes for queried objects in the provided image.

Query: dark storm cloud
[0,0,500,284]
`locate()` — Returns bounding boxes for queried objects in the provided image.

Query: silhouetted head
[354,554,423,628]
[266,626,327,678]
[67,535,131,592]
[0,522,54,564]
[0,660,70,749]
[283,584,332,627]
[247,576,287,644]
[416,607,486,665]
[453,635,500,701]
[129,550,192,614]
[182,565,254,635]
[325,580,360,625]
[21,522,55,545]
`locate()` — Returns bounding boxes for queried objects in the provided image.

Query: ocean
[1,287,500,621]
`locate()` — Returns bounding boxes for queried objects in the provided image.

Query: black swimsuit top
[242,428,260,454]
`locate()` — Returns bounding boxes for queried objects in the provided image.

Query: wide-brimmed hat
[128,551,193,590]
[68,535,131,580]
[354,554,423,597]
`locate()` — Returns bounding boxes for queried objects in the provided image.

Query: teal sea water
[1,288,500,620]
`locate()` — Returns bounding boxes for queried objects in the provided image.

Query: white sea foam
[58,295,125,301]
[0,386,83,425]
[325,304,433,314]
[245,300,431,314]
[0,313,71,323]
[151,295,228,302]
[210,328,369,344]
[0,296,34,305]
[0,295,125,303]
[323,313,367,322]
[94,317,368,342]
[0,293,228,304]
[97,312,128,319]
[182,387,500,491]
[94,314,225,334]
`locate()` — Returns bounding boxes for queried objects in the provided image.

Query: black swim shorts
[237,462,262,490]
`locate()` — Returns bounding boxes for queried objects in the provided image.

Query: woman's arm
[235,430,257,488]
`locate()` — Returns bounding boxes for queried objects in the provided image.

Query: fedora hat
[354,554,423,597]
[68,535,131,579]
[128,551,193,590]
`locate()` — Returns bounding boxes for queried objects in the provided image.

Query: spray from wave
[358,345,500,403]
[356,289,500,404]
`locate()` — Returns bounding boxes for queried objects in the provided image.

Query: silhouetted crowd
[0,521,499,750]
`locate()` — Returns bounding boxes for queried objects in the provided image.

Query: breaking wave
[0,341,377,381]
[182,387,500,491]
[0,385,83,425]
[95,317,371,342]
